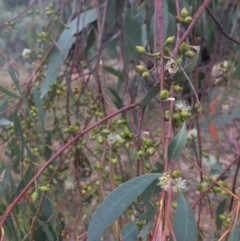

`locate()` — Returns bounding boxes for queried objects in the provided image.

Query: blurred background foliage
[0,0,239,240]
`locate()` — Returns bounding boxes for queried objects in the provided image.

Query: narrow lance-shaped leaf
[173,192,197,241]
[0,85,19,99]
[87,173,160,241]
[40,9,97,98]
[121,222,138,241]
[228,222,239,241]
[0,118,12,126]
[168,121,187,161]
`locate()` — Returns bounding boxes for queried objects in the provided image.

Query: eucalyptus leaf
[108,87,124,109]
[215,105,240,126]
[33,87,45,131]
[40,9,97,98]
[87,173,160,241]
[216,199,227,230]
[168,122,187,161]
[0,85,19,99]
[173,192,197,241]
[0,96,9,118]
[122,222,139,241]
[228,222,239,241]
[0,118,12,126]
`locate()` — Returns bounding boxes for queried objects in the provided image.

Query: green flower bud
[128,133,135,139]
[226,217,231,224]
[218,214,226,220]
[144,162,151,170]
[154,55,161,60]
[136,46,146,55]
[38,185,51,192]
[160,90,170,100]
[94,162,101,170]
[180,110,191,121]
[183,16,192,24]
[165,36,175,45]
[24,158,32,164]
[142,138,154,148]
[212,186,221,193]
[172,112,181,122]
[97,135,104,144]
[184,50,196,58]
[142,71,150,79]
[172,202,178,210]
[111,158,118,164]
[164,46,170,54]
[136,65,147,73]
[197,183,205,192]
[146,147,156,156]
[220,190,229,196]
[95,111,104,118]
[175,16,182,23]
[136,221,144,228]
[179,42,189,54]
[219,180,228,188]
[174,85,183,93]
[164,110,170,122]
[100,129,110,136]
[180,7,189,19]
[173,169,181,178]
[31,191,39,202]
[177,56,183,65]
[137,150,145,158]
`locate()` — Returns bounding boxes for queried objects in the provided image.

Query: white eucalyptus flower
[175,100,191,112]
[173,177,187,192]
[187,128,198,139]
[22,48,31,58]
[202,154,217,166]
[166,58,179,74]
[158,172,172,192]
[107,132,122,145]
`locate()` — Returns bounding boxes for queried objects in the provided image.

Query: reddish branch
[206,7,240,46]
[0,103,138,227]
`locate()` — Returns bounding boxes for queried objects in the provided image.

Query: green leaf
[106,0,117,27]
[33,87,45,132]
[228,222,239,241]
[0,164,11,196]
[104,66,124,82]
[140,46,200,107]
[10,166,33,202]
[168,122,187,161]
[108,87,124,109]
[38,220,54,241]
[87,173,160,241]
[215,105,240,126]
[124,9,142,53]
[0,84,19,99]
[0,96,9,118]
[138,222,153,239]
[173,192,197,241]
[216,199,227,230]
[0,204,19,241]
[40,9,97,98]
[0,118,12,126]
[150,0,169,41]
[122,222,138,241]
